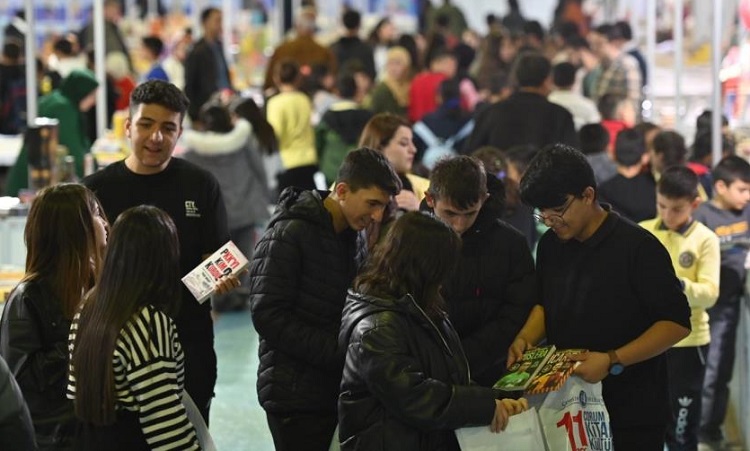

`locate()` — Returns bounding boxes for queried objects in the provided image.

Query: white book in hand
[182,241,249,303]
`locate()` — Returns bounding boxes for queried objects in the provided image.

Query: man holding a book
[511,144,691,450]
[84,80,239,424]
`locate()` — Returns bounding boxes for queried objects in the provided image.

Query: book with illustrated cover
[524,348,586,394]
[181,241,249,304]
[493,346,586,394]
[493,345,556,391]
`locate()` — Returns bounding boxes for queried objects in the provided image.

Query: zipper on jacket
[406,294,473,384]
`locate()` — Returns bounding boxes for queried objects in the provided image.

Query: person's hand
[213,269,248,295]
[490,399,509,433]
[490,398,528,433]
[570,351,610,383]
[502,398,528,417]
[394,190,420,211]
[507,337,530,368]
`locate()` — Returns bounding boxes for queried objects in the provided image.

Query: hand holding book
[569,351,611,383]
[182,241,250,303]
[494,345,586,394]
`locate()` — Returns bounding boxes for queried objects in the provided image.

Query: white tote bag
[183,391,217,451]
[536,376,613,451]
[455,407,546,450]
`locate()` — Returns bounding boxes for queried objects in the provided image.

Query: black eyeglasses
[533,197,575,227]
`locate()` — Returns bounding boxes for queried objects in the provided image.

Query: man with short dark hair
[329,8,375,80]
[79,0,133,72]
[141,35,169,82]
[84,80,234,423]
[548,62,601,130]
[578,123,615,184]
[599,128,656,222]
[423,156,536,387]
[184,7,232,121]
[249,148,401,451]
[465,52,578,152]
[513,143,690,450]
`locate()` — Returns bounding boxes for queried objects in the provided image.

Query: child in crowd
[640,166,720,451]
[599,128,656,222]
[579,122,617,184]
[267,59,318,194]
[694,156,750,449]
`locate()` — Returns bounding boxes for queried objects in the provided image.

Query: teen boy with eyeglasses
[508,144,691,450]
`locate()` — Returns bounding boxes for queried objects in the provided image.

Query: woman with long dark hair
[339,212,527,450]
[0,184,107,450]
[231,95,282,197]
[68,206,199,450]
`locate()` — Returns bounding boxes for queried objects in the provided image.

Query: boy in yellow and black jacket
[640,165,720,451]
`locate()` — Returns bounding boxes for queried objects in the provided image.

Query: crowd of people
[0,0,748,450]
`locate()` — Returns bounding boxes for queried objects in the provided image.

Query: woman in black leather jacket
[0,355,36,450]
[338,212,527,451]
[0,184,107,450]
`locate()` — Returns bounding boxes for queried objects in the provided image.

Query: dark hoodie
[338,291,497,451]
[6,69,98,196]
[248,188,365,415]
[315,101,373,184]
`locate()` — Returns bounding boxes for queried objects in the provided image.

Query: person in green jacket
[6,69,98,196]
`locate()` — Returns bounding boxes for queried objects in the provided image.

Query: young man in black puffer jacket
[249,148,401,451]
[423,156,537,387]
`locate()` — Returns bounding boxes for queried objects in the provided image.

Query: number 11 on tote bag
[537,377,613,451]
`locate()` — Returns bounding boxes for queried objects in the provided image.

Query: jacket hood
[268,188,333,230]
[321,103,372,145]
[340,290,414,347]
[183,119,251,155]
[59,69,99,104]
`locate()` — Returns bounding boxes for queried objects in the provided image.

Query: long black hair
[354,212,461,318]
[230,96,278,155]
[71,205,180,425]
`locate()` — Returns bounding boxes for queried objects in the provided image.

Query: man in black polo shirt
[510,144,691,450]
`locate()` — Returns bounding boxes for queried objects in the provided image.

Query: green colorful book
[494,346,586,394]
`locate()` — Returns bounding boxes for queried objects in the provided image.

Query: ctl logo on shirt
[678,251,695,268]
[185,200,200,218]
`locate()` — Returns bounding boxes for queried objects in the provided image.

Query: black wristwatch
[608,350,624,376]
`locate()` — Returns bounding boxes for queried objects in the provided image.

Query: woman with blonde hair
[0,183,108,450]
[366,46,412,117]
[359,112,428,212]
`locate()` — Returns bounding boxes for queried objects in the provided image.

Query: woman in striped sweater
[67,205,200,450]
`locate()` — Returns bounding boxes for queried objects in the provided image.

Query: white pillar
[645,0,656,120]
[674,0,684,133]
[222,0,233,63]
[94,0,107,138]
[24,0,37,126]
[711,0,723,165]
